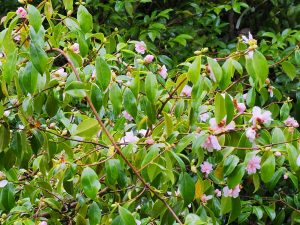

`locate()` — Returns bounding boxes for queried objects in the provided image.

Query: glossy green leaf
[207,57,222,82]
[179,172,195,205]
[109,83,122,116]
[90,83,103,112]
[223,155,239,177]
[215,92,226,123]
[96,57,111,91]
[30,42,48,75]
[77,5,93,33]
[27,5,42,33]
[188,56,201,84]
[228,164,245,189]
[119,206,136,225]
[81,167,101,200]
[88,202,101,225]
[74,118,100,138]
[105,159,120,185]
[123,88,137,118]
[252,50,269,88]
[145,73,158,103]
[281,61,296,80]
[260,152,275,183]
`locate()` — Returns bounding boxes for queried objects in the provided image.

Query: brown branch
[49,48,183,225]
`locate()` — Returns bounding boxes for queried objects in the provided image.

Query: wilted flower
[120,131,139,143]
[215,189,222,197]
[16,7,27,18]
[158,65,168,79]
[181,85,192,97]
[223,185,240,198]
[246,127,256,143]
[135,41,146,54]
[201,194,213,203]
[200,161,213,177]
[144,54,154,64]
[246,156,261,175]
[284,117,299,128]
[122,111,134,121]
[202,135,221,152]
[250,106,272,125]
[70,43,80,53]
[209,118,235,134]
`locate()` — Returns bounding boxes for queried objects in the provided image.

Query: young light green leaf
[188,56,201,84]
[77,5,93,33]
[74,118,100,138]
[118,206,136,225]
[215,93,226,123]
[207,57,222,82]
[27,5,42,33]
[252,50,269,88]
[281,61,296,80]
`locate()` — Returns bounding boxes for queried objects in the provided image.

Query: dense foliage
[0,0,300,225]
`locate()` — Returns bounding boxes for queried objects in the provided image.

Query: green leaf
[228,197,241,223]
[77,5,93,33]
[281,61,296,80]
[30,42,48,75]
[252,50,269,88]
[246,87,256,107]
[225,94,234,124]
[88,202,101,225]
[271,128,285,144]
[163,112,173,137]
[81,167,101,200]
[145,74,158,103]
[118,206,136,225]
[109,83,122,116]
[253,206,264,220]
[2,49,17,83]
[286,143,299,172]
[280,102,290,120]
[0,183,15,211]
[96,57,111,91]
[215,93,226,123]
[90,83,103,112]
[260,152,275,183]
[74,118,100,138]
[175,134,195,153]
[188,56,201,84]
[228,164,245,189]
[223,155,239,177]
[263,206,276,220]
[65,81,86,98]
[63,0,73,11]
[123,88,137,118]
[179,172,195,206]
[27,5,42,33]
[105,159,120,185]
[220,196,232,215]
[19,62,38,94]
[0,124,10,153]
[207,57,222,82]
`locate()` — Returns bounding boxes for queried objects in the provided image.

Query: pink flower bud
[144,54,154,64]
[16,7,27,18]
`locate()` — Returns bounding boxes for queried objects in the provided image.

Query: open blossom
[144,54,154,64]
[158,65,168,79]
[16,7,27,18]
[223,185,240,198]
[39,222,47,225]
[246,156,261,175]
[201,194,213,203]
[135,41,146,54]
[202,135,221,152]
[246,127,256,143]
[52,68,67,78]
[0,180,8,188]
[274,151,281,157]
[120,131,139,143]
[215,189,221,197]
[200,161,213,177]
[199,112,210,122]
[284,117,299,128]
[181,85,192,97]
[138,129,147,136]
[122,111,134,121]
[209,118,235,134]
[249,106,272,125]
[236,103,246,113]
[70,43,80,53]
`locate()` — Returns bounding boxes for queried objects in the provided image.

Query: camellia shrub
[0,2,300,225]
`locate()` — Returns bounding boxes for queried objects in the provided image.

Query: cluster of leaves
[0,1,300,225]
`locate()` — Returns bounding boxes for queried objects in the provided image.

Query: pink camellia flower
[223,185,240,198]
[242,32,253,44]
[120,131,139,143]
[0,180,8,188]
[215,189,221,197]
[202,135,221,152]
[122,111,134,121]
[144,54,154,64]
[199,112,210,122]
[274,151,281,157]
[52,68,67,78]
[39,222,47,225]
[16,7,27,18]
[181,85,192,97]
[249,106,272,125]
[236,103,246,113]
[246,127,256,143]
[246,156,261,175]
[70,43,80,53]
[209,118,235,134]
[158,65,168,79]
[135,41,146,54]
[283,173,288,180]
[200,161,213,177]
[138,129,147,136]
[284,117,299,128]
[201,194,213,204]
